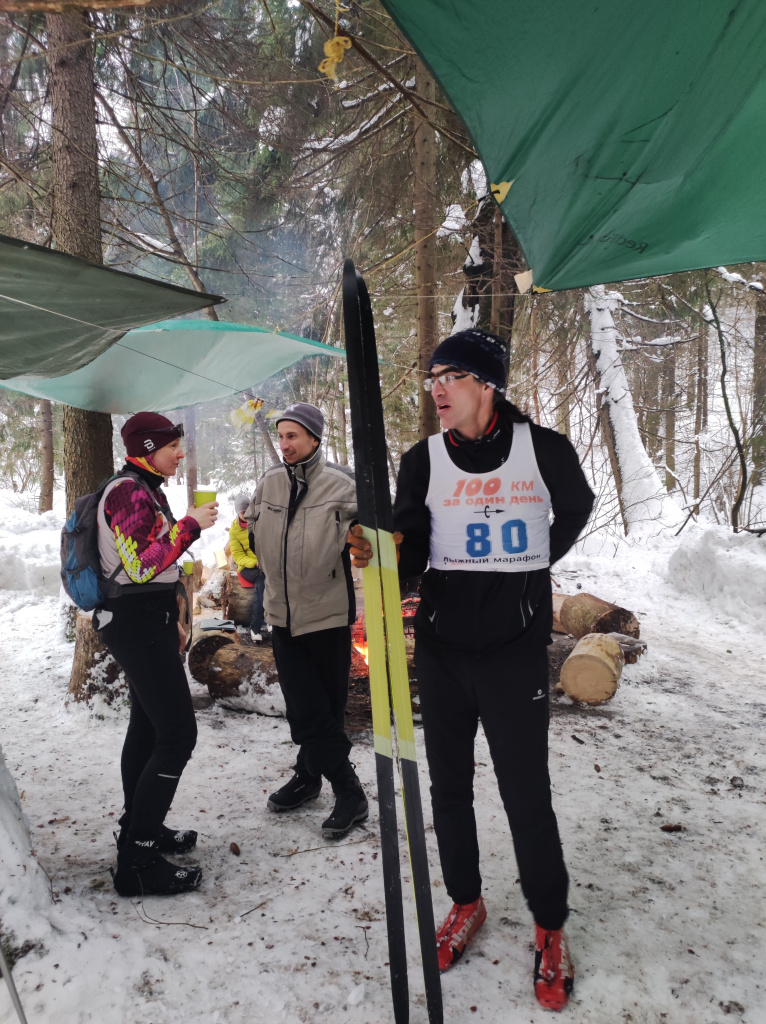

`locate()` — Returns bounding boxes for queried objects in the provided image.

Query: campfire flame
[353,643,369,666]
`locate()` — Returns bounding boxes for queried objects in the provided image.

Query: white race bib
[425,423,551,572]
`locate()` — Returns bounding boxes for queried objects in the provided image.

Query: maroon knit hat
[121,412,183,457]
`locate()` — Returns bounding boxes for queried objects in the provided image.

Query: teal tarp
[0,234,222,378]
[0,320,344,413]
[381,0,766,290]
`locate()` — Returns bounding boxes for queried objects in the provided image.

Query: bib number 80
[465,519,528,557]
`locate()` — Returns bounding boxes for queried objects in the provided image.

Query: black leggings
[100,589,197,841]
[415,635,569,930]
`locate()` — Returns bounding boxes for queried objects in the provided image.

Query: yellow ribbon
[319,34,352,80]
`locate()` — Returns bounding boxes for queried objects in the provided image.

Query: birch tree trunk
[414,57,439,440]
[586,286,683,533]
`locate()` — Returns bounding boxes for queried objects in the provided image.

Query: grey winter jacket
[245,449,357,636]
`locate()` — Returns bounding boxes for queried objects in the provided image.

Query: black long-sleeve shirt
[393,411,595,653]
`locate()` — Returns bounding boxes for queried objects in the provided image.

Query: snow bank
[0,493,63,595]
[667,525,766,627]
[0,744,51,950]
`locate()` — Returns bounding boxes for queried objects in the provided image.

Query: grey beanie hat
[276,401,324,440]
[234,494,249,516]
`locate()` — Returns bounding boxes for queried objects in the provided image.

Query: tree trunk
[62,406,114,516]
[38,399,54,513]
[68,609,127,705]
[693,330,708,504]
[662,346,677,491]
[47,10,114,689]
[254,408,279,465]
[47,10,114,518]
[753,289,766,489]
[414,57,439,440]
[643,355,662,459]
[559,633,624,705]
[184,406,198,510]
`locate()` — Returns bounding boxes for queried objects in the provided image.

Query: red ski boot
[435,896,487,971]
[534,925,575,1011]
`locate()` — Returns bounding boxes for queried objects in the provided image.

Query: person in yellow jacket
[231,495,267,641]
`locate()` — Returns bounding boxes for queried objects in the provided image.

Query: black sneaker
[267,769,322,812]
[321,764,368,839]
[115,819,198,854]
[112,840,202,897]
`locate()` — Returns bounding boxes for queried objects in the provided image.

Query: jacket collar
[284,446,325,485]
[122,458,164,491]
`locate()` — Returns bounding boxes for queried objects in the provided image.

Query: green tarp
[381,0,766,291]
[0,320,344,413]
[0,234,222,379]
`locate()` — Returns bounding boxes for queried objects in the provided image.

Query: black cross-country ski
[342,257,443,1024]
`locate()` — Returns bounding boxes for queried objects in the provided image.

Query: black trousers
[99,589,198,840]
[271,624,352,780]
[415,635,569,930]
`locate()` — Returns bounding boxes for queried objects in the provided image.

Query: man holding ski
[349,328,594,1011]
[246,402,367,838]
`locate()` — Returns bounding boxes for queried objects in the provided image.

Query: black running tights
[100,589,197,841]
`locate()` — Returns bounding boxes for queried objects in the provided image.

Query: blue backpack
[60,471,153,611]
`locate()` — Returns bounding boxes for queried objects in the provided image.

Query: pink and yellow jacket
[97,461,200,587]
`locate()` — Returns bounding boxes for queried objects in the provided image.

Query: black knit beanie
[429,328,509,394]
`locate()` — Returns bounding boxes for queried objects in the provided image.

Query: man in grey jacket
[246,402,367,838]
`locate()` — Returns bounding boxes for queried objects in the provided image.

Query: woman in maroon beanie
[94,411,218,896]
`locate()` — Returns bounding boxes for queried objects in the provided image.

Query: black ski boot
[267,767,322,812]
[115,815,198,854]
[112,838,202,897]
[322,762,368,839]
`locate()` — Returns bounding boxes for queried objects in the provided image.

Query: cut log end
[559,633,624,705]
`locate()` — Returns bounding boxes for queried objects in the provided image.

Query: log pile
[188,627,285,716]
[187,625,420,726]
[551,590,646,705]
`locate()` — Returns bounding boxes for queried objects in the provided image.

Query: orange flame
[353,643,369,665]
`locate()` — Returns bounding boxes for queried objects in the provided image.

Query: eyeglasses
[423,371,472,393]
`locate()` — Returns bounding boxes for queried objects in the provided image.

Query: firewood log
[559,592,639,639]
[552,592,567,633]
[605,632,647,664]
[192,559,204,592]
[188,637,285,715]
[188,627,237,684]
[559,633,624,705]
[221,571,255,626]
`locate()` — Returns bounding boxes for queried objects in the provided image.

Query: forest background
[1,0,765,539]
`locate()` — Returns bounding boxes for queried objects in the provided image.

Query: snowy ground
[1,488,765,1024]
